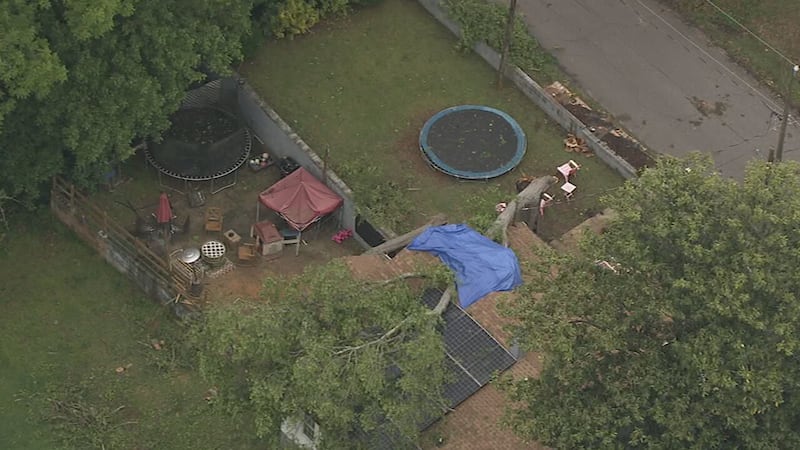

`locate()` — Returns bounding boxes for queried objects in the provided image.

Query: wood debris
[563,133,593,156]
[545,81,591,109]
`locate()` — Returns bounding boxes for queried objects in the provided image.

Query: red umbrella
[155,193,173,224]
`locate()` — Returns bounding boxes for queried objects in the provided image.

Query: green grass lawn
[241,0,623,241]
[0,214,259,449]
[663,0,800,104]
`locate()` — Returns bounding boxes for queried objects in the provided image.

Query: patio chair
[204,207,223,233]
[539,193,554,216]
[556,160,581,182]
[280,228,302,256]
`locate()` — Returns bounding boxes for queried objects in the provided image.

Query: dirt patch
[565,104,655,170]
[600,130,656,170]
[202,221,362,304]
[393,110,460,192]
[549,83,656,170]
[394,109,452,187]
[564,102,613,130]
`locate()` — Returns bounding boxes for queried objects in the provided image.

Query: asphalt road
[515,0,800,179]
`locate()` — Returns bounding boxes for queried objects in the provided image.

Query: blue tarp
[408,224,522,308]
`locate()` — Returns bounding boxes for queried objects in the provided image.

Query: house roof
[345,224,548,449]
[419,288,517,427]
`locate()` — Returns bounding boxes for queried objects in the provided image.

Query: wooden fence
[50,177,195,305]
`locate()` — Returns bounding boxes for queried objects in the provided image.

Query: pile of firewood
[564,134,593,156]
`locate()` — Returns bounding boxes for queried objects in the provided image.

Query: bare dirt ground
[92,147,362,305]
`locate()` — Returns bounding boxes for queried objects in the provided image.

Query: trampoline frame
[144,122,252,195]
[419,105,526,180]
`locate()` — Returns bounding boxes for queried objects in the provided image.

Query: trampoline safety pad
[419,105,526,180]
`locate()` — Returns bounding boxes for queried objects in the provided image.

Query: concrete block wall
[102,239,175,304]
[234,78,372,249]
[416,0,637,180]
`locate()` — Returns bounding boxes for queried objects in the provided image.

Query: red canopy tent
[257,168,343,253]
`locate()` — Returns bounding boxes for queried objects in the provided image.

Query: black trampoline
[419,105,526,180]
[145,107,252,193]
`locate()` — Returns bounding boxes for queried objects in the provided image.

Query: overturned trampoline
[419,105,526,180]
[145,82,252,194]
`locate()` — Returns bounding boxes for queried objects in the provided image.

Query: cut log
[486,176,557,246]
[363,213,447,255]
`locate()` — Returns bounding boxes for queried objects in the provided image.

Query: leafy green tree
[191,262,448,449]
[0,0,252,201]
[502,155,800,449]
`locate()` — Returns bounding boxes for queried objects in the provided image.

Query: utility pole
[497,0,518,89]
[775,64,799,162]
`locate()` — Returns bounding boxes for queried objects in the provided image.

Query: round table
[179,248,201,264]
[201,241,226,267]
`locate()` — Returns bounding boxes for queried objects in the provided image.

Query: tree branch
[568,318,607,331]
[366,272,428,288]
[333,319,410,356]
[427,285,454,316]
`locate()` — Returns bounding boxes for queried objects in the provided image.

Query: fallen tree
[363,213,447,255]
[486,176,557,246]
[369,176,557,315]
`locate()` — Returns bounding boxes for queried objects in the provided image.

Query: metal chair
[280,228,302,256]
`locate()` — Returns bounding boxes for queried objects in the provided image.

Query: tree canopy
[502,155,800,449]
[1,0,384,202]
[191,262,448,449]
[0,0,253,201]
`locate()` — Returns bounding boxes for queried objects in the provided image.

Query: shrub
[444,0,559,82]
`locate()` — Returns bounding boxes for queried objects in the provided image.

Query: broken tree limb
[363,213,447,255]
[351,179,553,343]
[366,272,428,288]
[427,285,454,316]
[485,176,557,246]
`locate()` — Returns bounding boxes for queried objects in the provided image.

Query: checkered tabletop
[201,240,226,259]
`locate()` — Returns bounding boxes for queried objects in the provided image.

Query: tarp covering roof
[258,167,343,231]
[408,224,522,308]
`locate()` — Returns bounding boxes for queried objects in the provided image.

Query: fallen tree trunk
[365,177,555,320]
[429,176,555,314]
[486,176,557,246]
[428,285,453,316]
[363,213,447,255]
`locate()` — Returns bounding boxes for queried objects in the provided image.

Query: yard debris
[204,386,218,402]
[563,134,593,157]
[515,175,536,193]
[150,339,165,351]
[563,133,593,156]
[115,363,133,374]
[332,229,353,244]
[610,128,637,140]
[545,81,591,109]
